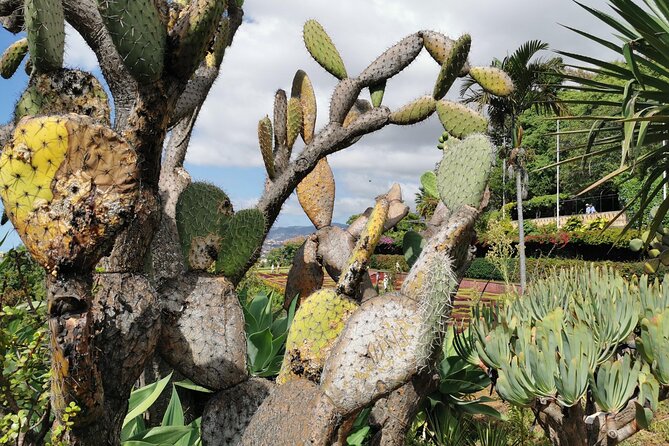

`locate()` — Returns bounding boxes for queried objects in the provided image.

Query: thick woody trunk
[516,170,526,291]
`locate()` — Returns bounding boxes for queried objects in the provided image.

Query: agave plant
[559,0,669,236]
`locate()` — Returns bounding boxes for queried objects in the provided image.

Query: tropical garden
[3,0,669,445]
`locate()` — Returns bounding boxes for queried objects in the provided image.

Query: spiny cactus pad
[422,31,454,65]
[277,288,358,384]
[469,66,514,97]
[437,134,495,211]
[370,81,386,108]
[433,34,471,100]
[321,293,422,415]
[296,158,335,230]
[214,209,266,279]
[257,116,275,179]
[0,38,29,79]
[303,20,347,80]
[25,0,65,73]
[436,100,488,139]
[175,182,233,271]
[286,97,303,150]
[291,70,317,145]
[389,96,436,125]
[0,114,139,272]
[358,33,423,85]
[99,0,167,83]
[273,89,288,148]
[168,0,225,79]
[15,69,111,125]
[420,171,438,198]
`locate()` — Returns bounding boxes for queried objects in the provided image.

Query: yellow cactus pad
[0,114,139,272]
[278,288,358,384]
[291,70,317,144]
[258,116,275,179]
[469,66,514,97]
[286,97,303,150]
[296,158,335,229]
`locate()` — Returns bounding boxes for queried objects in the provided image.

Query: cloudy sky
[0,0,620,245]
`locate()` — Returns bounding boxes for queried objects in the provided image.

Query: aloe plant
[456,266,669,446]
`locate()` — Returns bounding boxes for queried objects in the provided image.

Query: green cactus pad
[1,38,29,79]
[98,0,167,83]
[277,288,358,385]
[25,0,65,73]
[469,66,514,97]
[303,20,347,80]
[420,171,438,198]
[15,69,111,125]
[215,209,266,279]
[437,134,495,211]
[358,33,423,85]
[369,81,386,108]
[286,97,303,150]
[176,182,233,271]
[436,100,488,139]
[168,0,225,79]
[433,34,471,100]
[422,31,454,65]
[389,96,436,125]
[258,116,275,179]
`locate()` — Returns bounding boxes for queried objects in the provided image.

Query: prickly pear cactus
[0,38,28,79]
[15,69,111,125]
[175,182,233,270]
[389,95,436,125]
[98,0,167,83]
[0,114,139,271]
[303,20,347,80]
[277,289,358,384]
[433,34,471,100]
[214,209,266,279]
[436,100,488,138]
[437,134,495,211]
[468,66,514,96]
[24,0,65,72]
[296,158,335,230]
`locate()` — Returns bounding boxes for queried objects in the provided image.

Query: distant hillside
[267,223,346,243]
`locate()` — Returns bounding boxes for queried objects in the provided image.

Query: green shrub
[465,257,651,282]
[370,254,409,272]
[562,216,583,231]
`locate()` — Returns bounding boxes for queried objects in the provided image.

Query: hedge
[370,254,409,272]
[465,257,656,282]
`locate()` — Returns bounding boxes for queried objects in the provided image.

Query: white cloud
[64,24,98,71]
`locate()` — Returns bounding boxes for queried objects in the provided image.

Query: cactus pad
[257,116,275,179]
[291,70,317,144]
[214,209,266,279]
[358,33,423,85]
[273,89,288,148]
[286,97,303,150]
[175,182,233,271]
[303,20,347,80]
[0,38,29,79]
[15,69,111,125]
[277,288,358,384]
[436,100,488,139]
[469,66,514,97]
[437,134,495,211]
[370,81,386,108]
[25,0,65,72]
[433,34,471,100]
[321,293,422,415]
[0,114,139,272]
[420,171,438,198]
[99,0,167,83]
[296,158,335,230]
[168,0,225,79]
[389,96,436,125]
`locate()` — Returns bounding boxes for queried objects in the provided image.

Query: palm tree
[461,40,565,291]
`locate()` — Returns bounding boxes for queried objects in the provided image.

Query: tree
[461,40,565,291]
[0,2,511,444]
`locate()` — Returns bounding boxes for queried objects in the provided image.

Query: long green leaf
[123,373,173,428]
